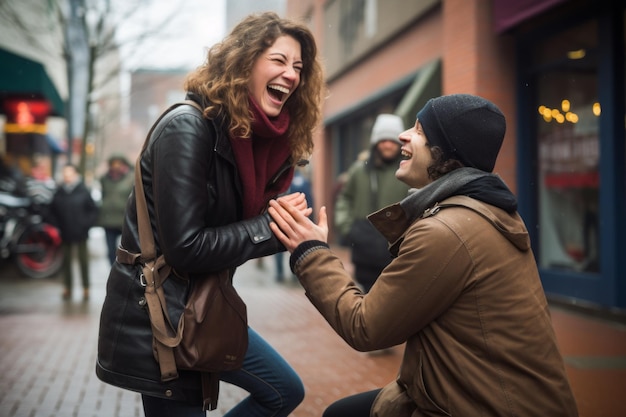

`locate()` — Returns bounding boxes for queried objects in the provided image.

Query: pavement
[0,227,625,417]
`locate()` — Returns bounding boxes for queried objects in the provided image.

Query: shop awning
[324,58,442,128]
[0,49,65,117]
[394,59,441,128]
[493,0,568,33]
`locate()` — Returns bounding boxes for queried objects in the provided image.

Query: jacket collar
[367,168,491,247]
[368,168,527,255]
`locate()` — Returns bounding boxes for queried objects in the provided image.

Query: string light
[537,100,601,124]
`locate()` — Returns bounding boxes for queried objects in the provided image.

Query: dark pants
[354,263,386,293]
[323,389,381,417]
[103,227,122,266]
[61,241,90,291]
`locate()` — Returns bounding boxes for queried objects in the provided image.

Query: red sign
[4,99,50,125]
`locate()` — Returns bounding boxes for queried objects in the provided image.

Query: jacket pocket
[407,351,451,416]
[371,381,416,417]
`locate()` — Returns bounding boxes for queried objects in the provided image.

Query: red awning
[492,0,569,33]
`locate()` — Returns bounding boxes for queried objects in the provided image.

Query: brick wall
[443,0,517,192]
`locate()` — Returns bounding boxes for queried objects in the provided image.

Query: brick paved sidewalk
[0,230,402,417]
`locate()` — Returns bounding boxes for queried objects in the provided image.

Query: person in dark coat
[334,114,410,292]
[49,164,99,301]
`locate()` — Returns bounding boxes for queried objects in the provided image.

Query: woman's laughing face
[248,35,302,117]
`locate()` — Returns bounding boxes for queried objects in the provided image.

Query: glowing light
[565,112,579,123]
[567,49,586,60]
[542,107,552,118]
[592,102,601,116]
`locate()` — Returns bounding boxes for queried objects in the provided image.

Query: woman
[96,12,325,417]
[268,95,578,417]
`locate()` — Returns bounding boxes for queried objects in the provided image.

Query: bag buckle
[422,203,441,218]
[139,273,147,287]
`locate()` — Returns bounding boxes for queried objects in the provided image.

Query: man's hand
[269,197,328,253]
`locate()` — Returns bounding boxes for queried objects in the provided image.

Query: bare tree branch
[1,0,187,175]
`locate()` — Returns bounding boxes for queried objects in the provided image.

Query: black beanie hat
[416,94,506,172]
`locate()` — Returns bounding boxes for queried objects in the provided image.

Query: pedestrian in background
[334,113,410,292]
[97,154,133,265]
[96,11,325,417]
[275,165,314,282]
[269,94,578,417]
[49,163,99,301]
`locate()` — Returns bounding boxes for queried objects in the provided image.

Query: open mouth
[267,84,290,102]
[401,149,412,160]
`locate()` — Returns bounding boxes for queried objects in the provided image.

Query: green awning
[324,58,442,128]
[0,48,65,117]
[395,59,441,128]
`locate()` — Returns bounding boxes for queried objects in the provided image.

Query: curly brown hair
[427,146,465,180]
[184,12,325,163]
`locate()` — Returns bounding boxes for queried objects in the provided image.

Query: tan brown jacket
[295,195,578,417]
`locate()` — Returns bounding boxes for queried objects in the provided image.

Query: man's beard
[375,148,401,165]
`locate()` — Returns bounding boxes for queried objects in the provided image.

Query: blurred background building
[127,0,287,147]
[0,0,68,179]
[0,0,123,183]
[285,0,625,314]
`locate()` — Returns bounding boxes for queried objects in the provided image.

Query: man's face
[110,159,127,174]
[395,120,435,189]
[376,139,401,161]
[62,166,77,185]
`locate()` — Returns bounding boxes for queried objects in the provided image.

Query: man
[268,94,578,417]
[335,113,410,292]
[97,154,133,265]
[50,164,99,301]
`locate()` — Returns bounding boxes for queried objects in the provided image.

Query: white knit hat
[370,114,404,145]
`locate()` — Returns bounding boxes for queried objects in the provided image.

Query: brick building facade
[286,0,626,313]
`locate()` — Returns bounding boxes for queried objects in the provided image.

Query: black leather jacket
[120,95,288,277]
[97,95,294,404]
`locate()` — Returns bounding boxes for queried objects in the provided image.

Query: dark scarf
[229,97,294,219]
[400,167,518,223]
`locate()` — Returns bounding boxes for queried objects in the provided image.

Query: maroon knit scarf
[229,97,294,219]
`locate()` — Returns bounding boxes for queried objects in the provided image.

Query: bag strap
[368,169,379,213]
[134,100,204,382]
[136,99,203,262]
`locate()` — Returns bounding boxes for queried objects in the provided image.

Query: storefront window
[534,19,600,273]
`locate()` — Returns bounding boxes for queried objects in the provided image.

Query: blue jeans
[103,227,122,266]
[142,327,304,417]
